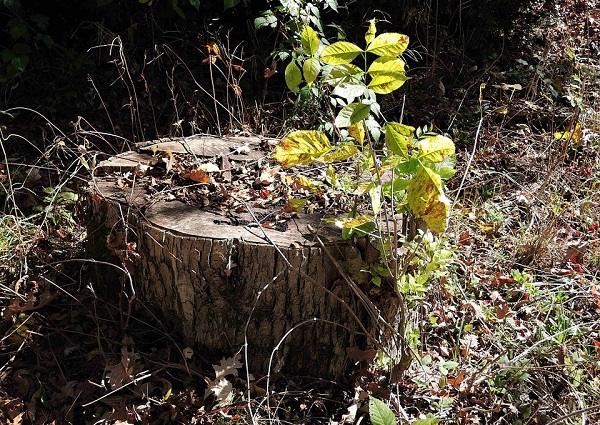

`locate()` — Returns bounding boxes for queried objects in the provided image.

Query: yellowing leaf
[366,33,409,56]
[290,175,318,192]
[407,166,450,233]
[348,121,365,144]
[321,41,363,64]
[417,134,455,163]
[335,102,371,128]
[367,57,409,94]
[367,56,406,76]
[303,57,321,86]
[159,378,173,401]
[554,123,583,145]
[368,73,410,94]
[385,122,415,158]
[365,19,377,45]
[340,215,373,228]
[321,144,360,163]
[273,130,332,168]
[285,61,302,93]
[301,26,320,55]
[284,197,308,212]
[370,185,382,215]
[355,181,375,195]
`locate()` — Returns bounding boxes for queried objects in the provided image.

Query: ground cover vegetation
[1,0,599,423]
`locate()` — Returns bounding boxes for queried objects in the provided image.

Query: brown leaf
[495,302,510,319]
[3,289,58,319]
[347,346,377,363]
[184,169,211,183]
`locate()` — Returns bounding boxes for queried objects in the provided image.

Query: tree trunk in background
[87,137,402,380]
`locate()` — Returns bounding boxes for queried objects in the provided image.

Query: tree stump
[87,136,401,380]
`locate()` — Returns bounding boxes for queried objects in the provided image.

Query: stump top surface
[135,135,278,161]
[94,179,343,247]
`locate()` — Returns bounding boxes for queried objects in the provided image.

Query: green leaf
[223,0,240,9]
[303,57,321,86]
[321,144,360,163]
[301,26,320,56]
[273,130,332,168]
[334,103,371,128]
[333,83,366,102]
[443,361,459,370]
[407,166,450,234]
[324,63,363,84]
[254,12,277,29]
[10,55,28,72]
[321,41,363,64]
[365,19,377,45]
[325,0,338,11]
[385,122,415,158]
[417,135,455,163]
[171,0,186,19]
[366,33,409,57]
[189,0,200,10]
[369,397,396,425]
[432,155,457,179]
[285,61,302,93]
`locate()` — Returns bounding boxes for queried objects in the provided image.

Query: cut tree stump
[87,135,402,380]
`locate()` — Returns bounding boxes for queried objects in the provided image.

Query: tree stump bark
[87,136,401,380]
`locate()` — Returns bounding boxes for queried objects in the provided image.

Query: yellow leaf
[290,175,318,192]
[340,215,373,228]
[417,134,455,163]
[273,130,332,168]
[301,26,320,56]
[554,123,583,145]
[407,166,450,233]
[368,73,410,94]
[385,122,415,158]
[365,33,409,57]
[348,121,365,144]
[321,41,363,64]
[354,181,374,195]
[365,19,377,45]
[321,144,360,163]
[284,197,308,212]
[160,378,173,401]
[367,56,406,76]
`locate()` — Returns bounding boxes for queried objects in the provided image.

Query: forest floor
[1,1,600,424]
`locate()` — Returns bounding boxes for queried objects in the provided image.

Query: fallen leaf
[213,353,242,381]
[184,169,211,183]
